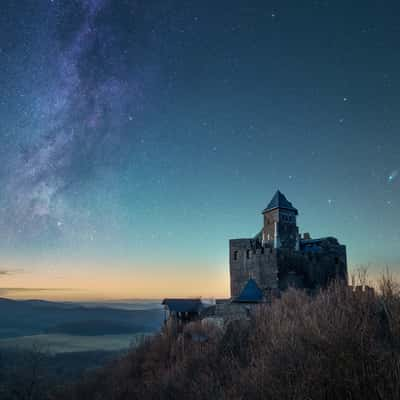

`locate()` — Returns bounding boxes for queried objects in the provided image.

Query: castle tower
[262,190,299,250]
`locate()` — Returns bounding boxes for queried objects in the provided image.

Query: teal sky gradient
[0,1,399,298]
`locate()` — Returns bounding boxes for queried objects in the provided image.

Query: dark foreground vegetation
[0,347,123,400]
[55,275,400,400]
[3,275,400,400]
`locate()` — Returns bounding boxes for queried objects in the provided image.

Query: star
[388,170,398,184]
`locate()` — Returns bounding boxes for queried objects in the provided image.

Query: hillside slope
[59,280,400,400]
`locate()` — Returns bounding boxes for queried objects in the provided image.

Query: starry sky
[0,0,399,300]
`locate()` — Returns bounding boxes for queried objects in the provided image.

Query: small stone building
[162,299,204,323]
[162,298,215,332]
[229,191,347,302]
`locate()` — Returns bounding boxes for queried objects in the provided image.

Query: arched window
[246,249,250,259]
[233,251,238,260]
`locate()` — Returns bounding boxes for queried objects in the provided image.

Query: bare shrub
[61,274,400,400]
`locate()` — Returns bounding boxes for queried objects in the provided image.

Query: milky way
[1,0,166,243]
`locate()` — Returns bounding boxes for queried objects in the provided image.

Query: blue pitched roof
[235,279,264,303]
[263,190,298,214]
[162,299,203,313]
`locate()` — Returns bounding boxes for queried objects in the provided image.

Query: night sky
[1,1,399,299]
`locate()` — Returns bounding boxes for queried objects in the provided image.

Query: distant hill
[45,320,141,336]
[0,298,164,338]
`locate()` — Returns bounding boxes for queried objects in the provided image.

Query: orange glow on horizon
[0,259,231,301]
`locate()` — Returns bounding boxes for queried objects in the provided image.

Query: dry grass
[59,277,400,400]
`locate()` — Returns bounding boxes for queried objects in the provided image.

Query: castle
[229,190,347,303]
[163,190,348,325]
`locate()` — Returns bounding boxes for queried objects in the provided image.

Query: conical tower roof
[263,190,298,214]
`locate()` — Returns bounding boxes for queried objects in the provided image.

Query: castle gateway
[229,191,347,301]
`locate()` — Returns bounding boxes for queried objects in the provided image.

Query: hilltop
[57,277,400,400]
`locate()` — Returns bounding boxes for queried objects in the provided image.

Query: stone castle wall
[215,299,262,320]
[276,239,347,290]
[230,239,278,298]
[230,237,347,296]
